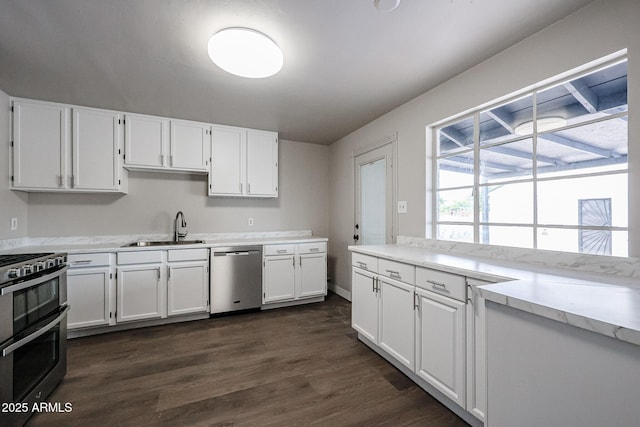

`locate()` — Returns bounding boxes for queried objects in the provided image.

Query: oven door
[0,265,68,343]
[0,304,69,427]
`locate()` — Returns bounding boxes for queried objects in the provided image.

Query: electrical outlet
[248,218,254,227]
[397,201,408,214]
[10,217,18,230]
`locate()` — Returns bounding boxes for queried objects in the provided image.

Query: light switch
[397,201,407,214]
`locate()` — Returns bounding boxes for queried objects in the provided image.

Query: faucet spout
[174,211,188,242]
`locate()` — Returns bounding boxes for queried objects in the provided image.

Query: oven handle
[1,304,70,357]
[0,265,68,296]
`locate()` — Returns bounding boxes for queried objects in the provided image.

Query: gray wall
[328,0,640,295]
[0,89,29,239]
[26,139,329,237]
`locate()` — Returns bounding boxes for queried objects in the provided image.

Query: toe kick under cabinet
[350,250,490,426]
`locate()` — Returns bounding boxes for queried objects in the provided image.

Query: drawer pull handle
[72,260,92,265]
[357,261,368,269]
[310,248,320,252]
[427,280,449,292]
[277,250,288,254]
[386,269,401,278]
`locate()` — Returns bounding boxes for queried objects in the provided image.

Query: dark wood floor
[30,293,468,426]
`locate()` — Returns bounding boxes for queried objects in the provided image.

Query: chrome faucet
[174,211,188,242]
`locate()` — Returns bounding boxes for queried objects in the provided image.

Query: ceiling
[0,0,596,145]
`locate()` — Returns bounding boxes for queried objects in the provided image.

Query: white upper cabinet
[11,99,126,193]
[209,125,278,198]
[209,125,245,196]
[124,113,169,169]
[124,113,210,173]
[246,129,278,197]
[12,99,68,190]
[170,119,211,171]
[72,107,122,191]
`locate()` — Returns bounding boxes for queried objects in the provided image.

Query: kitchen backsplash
[397,236,640,280]
[0,230,314,252]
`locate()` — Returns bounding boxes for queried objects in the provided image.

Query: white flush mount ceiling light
[514,117,568,135]
[374,0,401,12]
[207,28,283,78]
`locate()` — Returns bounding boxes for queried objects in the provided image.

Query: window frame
[431,55,628,256]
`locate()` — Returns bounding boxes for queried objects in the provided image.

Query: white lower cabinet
[466,278,489,422]
[415,287,466,407]
[351,251,487,423]
[67,253,116,329]
[167,249,209,316]
[117,260,166,323]
[379,276,415,370]
[351,257,416,371]
[263,242,327,304]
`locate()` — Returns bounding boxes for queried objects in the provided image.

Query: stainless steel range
[0,252,69,427]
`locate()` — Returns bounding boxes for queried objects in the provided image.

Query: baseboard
[329,282,351,301]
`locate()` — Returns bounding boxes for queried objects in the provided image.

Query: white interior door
[355,143,394,245]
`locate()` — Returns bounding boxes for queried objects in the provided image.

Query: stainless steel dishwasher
[210,246,263,314]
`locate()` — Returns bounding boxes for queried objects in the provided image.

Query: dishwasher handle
[213,250,261,257]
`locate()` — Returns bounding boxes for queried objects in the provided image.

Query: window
[433,58,628,256]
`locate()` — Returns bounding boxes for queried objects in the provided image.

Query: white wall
[0,89,29,239]
[328,0,640,294]
[26,139,329,238]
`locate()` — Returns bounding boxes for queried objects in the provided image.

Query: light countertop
[350,244,640,347]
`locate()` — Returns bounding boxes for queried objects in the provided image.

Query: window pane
[438,151,474,188]
[437,224,473,243]
[479,182,533,223]
[480,225,533,248]
[438,117,473,155]
[537,228,628,257]
[479,138,533,183]
[537,61,627,131]
[438,188,473,223]
[537,115,627,178]
[537,174,627,227]
[480,94,533,144]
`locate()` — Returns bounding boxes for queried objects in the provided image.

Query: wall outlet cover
[397,201,408,214]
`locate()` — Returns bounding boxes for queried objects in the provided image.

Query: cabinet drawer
[264,244,295,256]
[168,248,208,262]
[378,258,415,285]
[351,252,378,273]
[117,250,163,265]
[68,252,112,268]
[416,267,466,302]
[297,242,327,254]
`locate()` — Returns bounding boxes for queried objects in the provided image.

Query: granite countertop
[350,244,640,347]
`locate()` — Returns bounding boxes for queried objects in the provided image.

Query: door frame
[353,133,398,245]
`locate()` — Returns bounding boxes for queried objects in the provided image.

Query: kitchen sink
[122,240,205,247]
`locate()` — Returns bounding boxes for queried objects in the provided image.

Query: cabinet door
[72,107,121,191]
[170,120,210,171]
[351,268,379,343]
[116,264,165,322]
[12,100,69,189]
[466,279,489,422]
[210,125,244,196]
[167,261,209,316]
[297,253,327,299]
[415,287,466,407]
[124,113,168,168]
[263,255,296,303]
[379,277,415,370]
[67,267,113,329]
[246,130,278,197]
